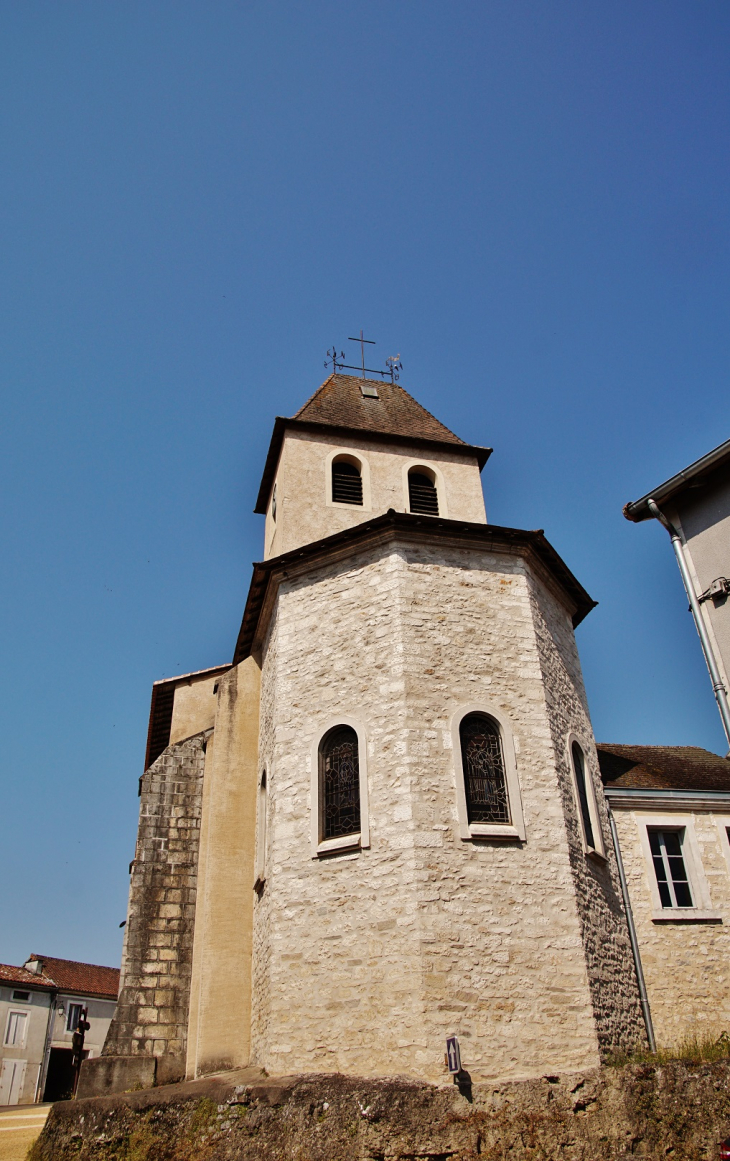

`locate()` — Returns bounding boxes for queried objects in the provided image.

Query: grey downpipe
[607,806,656,1052]
[35,988,58,1102]
[647,499,730,748]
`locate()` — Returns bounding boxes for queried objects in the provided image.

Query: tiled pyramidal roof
[597,744,730,792]
[294,373,467,447]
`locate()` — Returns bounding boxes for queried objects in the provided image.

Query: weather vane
[324,332,404,383]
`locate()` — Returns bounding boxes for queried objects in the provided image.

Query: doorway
[42,1048,86,1102]
[0,1058,27,1105]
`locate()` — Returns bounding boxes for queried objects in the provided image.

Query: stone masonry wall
[250,536,637,1084]
[103,731,208,1079]
[528,574,646,1055]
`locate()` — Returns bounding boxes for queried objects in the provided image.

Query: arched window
[319,726,360,840]
[571,742,595,850]
[254,770,267,890]
[408,469,439,515]
[459,713,510,825]
[332,458,363,506]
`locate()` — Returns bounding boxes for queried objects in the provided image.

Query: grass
[607,1030,730,1067]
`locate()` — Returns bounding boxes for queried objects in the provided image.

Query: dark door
[43,1048,87,1102]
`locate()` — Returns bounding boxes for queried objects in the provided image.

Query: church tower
[98,372,645,1095]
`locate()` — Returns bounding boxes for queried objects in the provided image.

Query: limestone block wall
[263,429,486,558]
[103,732,208,1076]
[612,805,730,1046]
[250,536,640,1084]
[528,579,646,1054]
[185,658,260,1079]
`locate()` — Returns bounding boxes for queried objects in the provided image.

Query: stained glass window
[320,726,360,840]
[460,713,510,825]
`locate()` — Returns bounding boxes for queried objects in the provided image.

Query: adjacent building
[599,744,730,1047]
[624,438,730,748]
[0,954,119,1105]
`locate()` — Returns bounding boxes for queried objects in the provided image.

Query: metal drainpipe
[607,806,656,1052]
[35,988,58,1102]
[647,499,730,749]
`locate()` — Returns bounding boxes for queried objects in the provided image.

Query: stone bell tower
[96,371,645,1097]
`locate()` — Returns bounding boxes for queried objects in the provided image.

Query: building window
[572,741,595,848]
[460,713,510,825]
[254,770,267,890]
[66,1002,84,1033]
[271,483,277,522]
[649,828,693,909]
[320,726,360,840]
[11,991,30,1003]
[4,1010,28,1048]
[408,469,439,515]
[332,458,363,506]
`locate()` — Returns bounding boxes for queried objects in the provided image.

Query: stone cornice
[605,786,730,812]
[232,511,597,664]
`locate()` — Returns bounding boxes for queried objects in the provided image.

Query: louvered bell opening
[408,472,439,515]
[332,461,363,506]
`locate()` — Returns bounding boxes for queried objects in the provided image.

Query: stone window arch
[401,459,448,517]
[408,466,439,515]
[254,769,268,891]
[451,704,525,841]
[325,450,371,510]
[566,734,606,858]
[310,717,370,857]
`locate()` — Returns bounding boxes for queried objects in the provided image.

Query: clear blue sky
[1,2,729,969]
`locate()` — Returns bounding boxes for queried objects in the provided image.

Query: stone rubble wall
[527,573,647,1056]
[30,1060,730,1161]
[102,731,209,1080]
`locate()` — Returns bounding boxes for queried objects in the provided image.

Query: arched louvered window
[459,713,510,825]
[571,742,595,850]
[332,458,363,506]
[408,469,439,515]
[319,726,360,840]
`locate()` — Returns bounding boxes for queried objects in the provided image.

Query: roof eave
[623,436,730,522]
[232,511,595,664]
[253,418,492,515]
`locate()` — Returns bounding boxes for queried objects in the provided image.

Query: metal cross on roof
[324,332,404,383]
[348,330,376,378]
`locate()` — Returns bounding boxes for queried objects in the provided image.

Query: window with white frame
[648,828,693,909]
[568,739,605,857]
[452,705,526,841]
[4,1010,28,1048]
[66,1002,85,1032]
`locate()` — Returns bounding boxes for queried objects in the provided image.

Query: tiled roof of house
[28,955,120,999]
[0,962,56,990]
[294,374,467,447]
[597,744,730,792]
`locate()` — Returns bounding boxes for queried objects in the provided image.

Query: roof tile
[28,955,120,999]
[597,743,730,792]
[294,373,467,447]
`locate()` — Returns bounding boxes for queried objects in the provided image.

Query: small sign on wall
[446,1034,461,1074]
